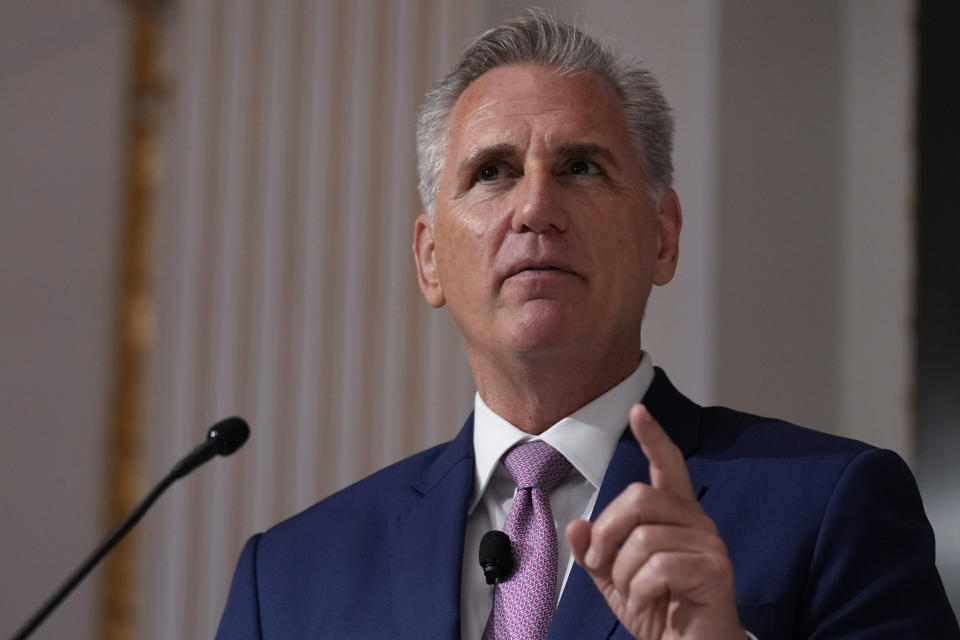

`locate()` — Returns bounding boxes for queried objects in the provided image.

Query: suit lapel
[550,369,705,639]
[387,416,475,640]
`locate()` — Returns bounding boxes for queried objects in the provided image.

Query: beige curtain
[139,1,480,637]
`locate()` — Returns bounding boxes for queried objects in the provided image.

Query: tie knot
[503,441,572,493]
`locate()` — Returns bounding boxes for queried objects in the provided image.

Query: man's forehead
[451,64,620,118]
[460,101,596,132]
[446,64,629,154]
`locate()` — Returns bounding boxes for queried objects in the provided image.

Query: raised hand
[567,404,744,639]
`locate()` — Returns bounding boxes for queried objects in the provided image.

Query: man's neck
[468,346,643,435]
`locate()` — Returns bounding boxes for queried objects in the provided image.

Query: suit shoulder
[691,405,910,532]
[262,439,459,544]
[698,404,874,460]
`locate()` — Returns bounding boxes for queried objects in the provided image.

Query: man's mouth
[518,265,562,272]
[501,261,579,286]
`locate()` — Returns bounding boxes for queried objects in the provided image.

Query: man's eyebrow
[454,141,620,181]
[456,143,518,180]
[554,142,620,170]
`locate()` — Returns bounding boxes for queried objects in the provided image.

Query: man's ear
[653,188,682,286]
[413,212,446,308]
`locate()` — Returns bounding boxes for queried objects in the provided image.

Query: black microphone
[10,416,251,640]
[479,530,514,584]
[170,416,250,480]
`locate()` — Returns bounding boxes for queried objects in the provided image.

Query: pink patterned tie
[484,441,573,640]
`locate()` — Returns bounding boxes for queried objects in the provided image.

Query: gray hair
[415,10,674,214]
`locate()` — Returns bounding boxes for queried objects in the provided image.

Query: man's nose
[510,170,569,234]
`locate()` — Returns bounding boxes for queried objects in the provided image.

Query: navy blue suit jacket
[215,370,958,639]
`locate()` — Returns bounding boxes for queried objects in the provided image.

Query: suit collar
[413,413,475,494]
[388,415,475,640]
[642,366,702,457]
[550,368,705,638]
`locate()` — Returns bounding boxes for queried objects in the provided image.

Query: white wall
[840,0,914,459]
[0,3,125,639]
[714,1,844,435]
[714,0,914,458]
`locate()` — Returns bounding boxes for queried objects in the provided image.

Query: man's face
[414,64,680,369]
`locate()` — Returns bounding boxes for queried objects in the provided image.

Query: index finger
[630,404,695,500]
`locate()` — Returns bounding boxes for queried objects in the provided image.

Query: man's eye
[476,164,501,182]
[568,159,600,175]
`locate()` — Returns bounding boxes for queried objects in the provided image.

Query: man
[216,13,958,639]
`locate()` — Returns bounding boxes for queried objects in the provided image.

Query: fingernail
[585,546,599,568]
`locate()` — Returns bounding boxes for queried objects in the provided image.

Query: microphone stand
[9,416,249,640]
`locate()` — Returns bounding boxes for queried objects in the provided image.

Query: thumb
[567,519,592,566]
[567,520,613,588]
[566,519,628,618]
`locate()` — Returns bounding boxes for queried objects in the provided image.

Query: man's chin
[503,314,586,358]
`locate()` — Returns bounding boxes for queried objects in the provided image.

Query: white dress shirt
[459,355,654,640]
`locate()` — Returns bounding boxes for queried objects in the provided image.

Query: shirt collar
[470,353,655,511]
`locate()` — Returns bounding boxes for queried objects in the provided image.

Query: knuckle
[690,509,719,534]
[705,549,733,578]
[625,482,650,507]
[591,519,613,545]
[612,564,631,594]
[625,525,652,552]
[709,534,729,555]
[646,551,671,578]
[629,564,665,600]
[700,513,720,534]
